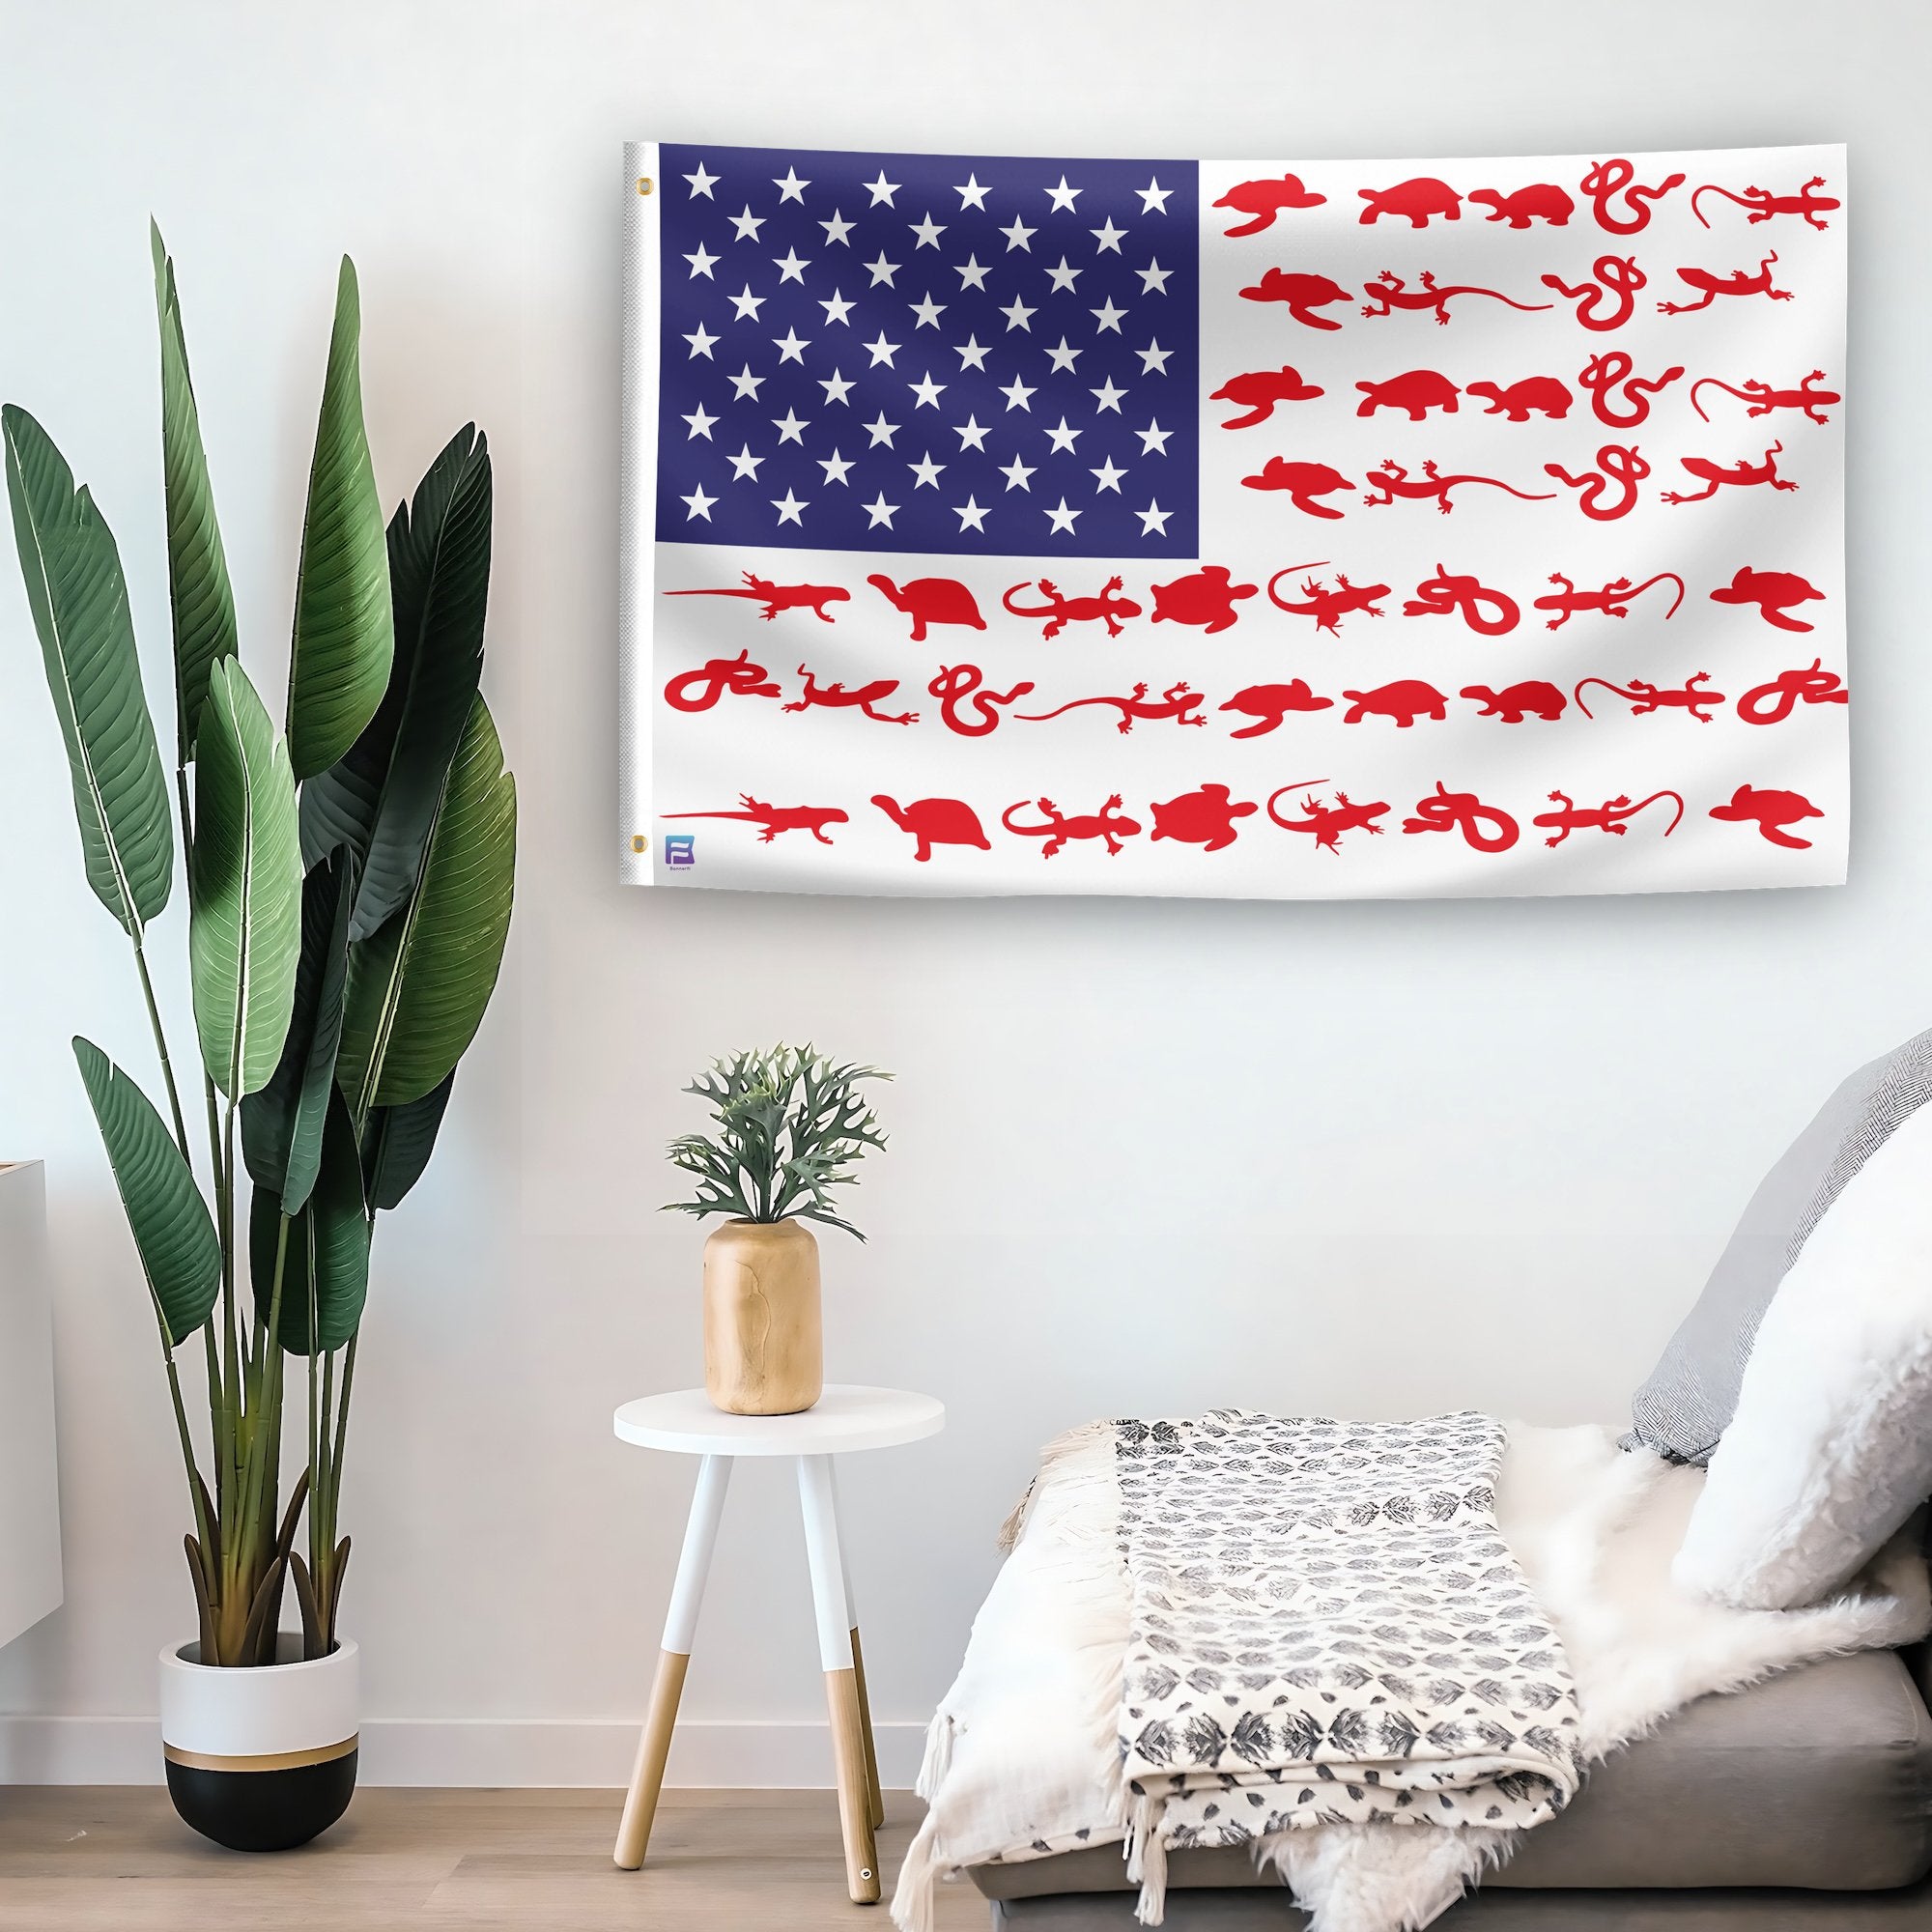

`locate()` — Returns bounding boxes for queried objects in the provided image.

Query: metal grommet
[637,176,653,196]
[631,835,647,853]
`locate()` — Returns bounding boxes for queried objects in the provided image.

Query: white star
[771,488,808,526]
[683,243,719,279]
[1089,457,1127,494]
[1135,419,1173,456]
[773,247,810,285]
[819,210,855,245]
[909,292,947,328]
[1044,176,1081,213]
[727,363,763,399]
[1043,416,1081,453]
[1136,339,1173,376]
[727,285,765,321]
[817,447,855,486]
[1090,218,1127,254]
[999,375,1036,412]
[1044,256,1081,293]
[909,213,947,249]
[954,173,991,211]
[953,334,991,372]
[1136,179,1173,214]
[1090,298,1126,333]
[818,367,855,405]
[864,412,899,447]
[683,323,719,358]
[772,408,810,444]
[865,251,900,287]
[1000,215,1036,251]
[1137,259,1173,296]
[1044,497,1081,533]
[908,450,946,489]
[863,492,898,527]
[819,288,856,326]
[773,167,810,204]
[954,254,991,292]
[864,171,900,207]
[953,413,991,451]
[864,330,900,367]
[682,404,717,440]
[1000,454,1036,491]
[908,370,947,409]
[680,485,716,522]
[726,444,763,479]
[1000,295,1036,331]
[1135,499,1173,536]
[1043,336,1081,373]
[1090,378,1127,413]
[727,206,765,242]
[682,162,719,199]
[953,496,990,532]
[772,327,810,364]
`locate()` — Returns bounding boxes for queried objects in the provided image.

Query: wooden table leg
[614,1454,732,1869]
[827,1462,885,1830]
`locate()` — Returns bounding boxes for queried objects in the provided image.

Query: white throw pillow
[1673,1098,1932,1610]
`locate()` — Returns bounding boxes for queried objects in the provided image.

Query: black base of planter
[164,1749,357,1852]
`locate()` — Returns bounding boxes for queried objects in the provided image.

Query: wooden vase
[702,1218,823,1415]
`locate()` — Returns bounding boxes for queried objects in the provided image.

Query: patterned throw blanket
[1114,1411,1583,1917]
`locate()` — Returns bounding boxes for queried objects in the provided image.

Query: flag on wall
[618,140,1846,899]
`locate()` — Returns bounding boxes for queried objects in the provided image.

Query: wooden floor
[0,1786,986,1930]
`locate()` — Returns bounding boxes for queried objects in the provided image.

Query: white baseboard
[0,1715,928,1788]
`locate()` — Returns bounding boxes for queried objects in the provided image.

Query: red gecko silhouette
[1360,270,1553,326]
[1577,353,1685,426]
[1545,443,1649,521]
[1220,681,1335,737]
[1710,784,1824,849]
[1579,157,1685,234]
[1737,661,1848,724]
[1341,678,1449,727]
[1659,254,1792,315]
[1238,269,1353,330]
[1214,173,1325,237]
[866,574,986,641]
[1362,458,1556,514]
[1355,370,1461,419]
[1464,376,1573,421]
[1690,371,1838,426]
[663,574,850,622]
[1265,565,1389,635]
[1575,672,1726,722]
[1468,183,1575,228]
[1358,178,1463,228]
[1266,783,1390,853]
[1150,784,1259,852]
[1692,177,1839,231]
[927,663,1035,736]
[662,796,849,844]
[1242,458,1356,519]
[1462,680,1567,723]
[1662,442,1797,506]
[1403,781,1520,853]
[1014,681,1207,735]
[1150,566,1259,633]
[783,665,918,725]
[1709,567,1826,632]
[1403,565,1520,636]
[1532,789,1684,846]
[1211,366,1323,427]
[1542,256,1646,330]
[870,794,991,861]
[663,649,782,713]
[1533,571,1685,629]
[1001,795,1141,857]
[1002,577,1142,639]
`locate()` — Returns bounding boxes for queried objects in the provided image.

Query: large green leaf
[3,406,174,935]
[338,695,515,1114]
[300,425,491,940]
[360,1070,455,1211]
[287,258,392,781]
[73,1037,219,1348]
[189,658,302,1098]
[242,848,354,1212]
[250,1088,369,1355]
[151,224,238,763]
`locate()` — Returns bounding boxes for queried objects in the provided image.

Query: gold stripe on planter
[163,1735,358,1774]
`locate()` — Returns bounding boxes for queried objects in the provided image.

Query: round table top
[612,1384,945,1457]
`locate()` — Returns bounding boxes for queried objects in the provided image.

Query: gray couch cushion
[1625,1027,1932,1464]
[969,1650,1932,1899]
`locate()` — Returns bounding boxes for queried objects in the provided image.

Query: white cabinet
[0,1162,62,1648]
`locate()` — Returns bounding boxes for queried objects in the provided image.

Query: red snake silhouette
[1659,254,1792,316]
[1545,443,1648,521]
[1361,458,1556,514]
[1691,177,1839,231]
[1575,672,1726,723]
[1403,781,1520,853]
[1359,270,1553,325]
[1402,565,1520,636]
[927,663,1035,736]
[1690,371,1838,426]
[1737,660,1848,724]
[1013,681,1208,735]
[1532,789,1684,846]
[1265,565,1389,635]
[1542,256,1646,330]
[1577,353,1685,427]
[663,649,782,713]
[1265,783,1390,853]
[1533,571,1685,629]
[1579,158,1686,234]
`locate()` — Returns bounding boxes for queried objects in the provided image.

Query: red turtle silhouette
[1210,366,1323,428]
[1576,672,1726,723]
[1468,184,1575,228]
[1659,254,1792,315]
[1692,177,1838,231]
[1151,566,1259,634]
[1544,444,1648,521]
[1533,571,1685,630]
[1403,565,1520,636]
[664,574,850,622]
[1462,679,1567,723]
[1709,784,1824,849]
[1002,577,1141,639]
[1220,681,1335,738]
[1690,372,1838,426]
[1360,270,1553,325]
[1355,370,1461,420]
[1579,157,1685,234]
[1542,256,1646,330]
[1002,795,1141,858]
[1214,173,1326,237]
[1242,458,1355,519]
[1662,443,1797,506]
[1708,567,1826,633]
[867,574,985,642]
[1341,678,1449,727]
[870,794,991,862]
[1265,565,1389,635]
[1238,269,1353,330]
[1403,781,1520,853]
[1265,784,1390,853]
[663,649,782,713]
[1464,376,1573,421]
[1150,784,1259,852]
[1577,352,1685,426]
[1737,661,1848,725]
[662,796,848,844]
[1358,177,1463,228]
[1533,789,1684,846]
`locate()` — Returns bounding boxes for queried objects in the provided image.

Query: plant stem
[129,937,190,1169]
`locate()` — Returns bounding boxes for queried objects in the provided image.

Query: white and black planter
[158,1635,358,1852]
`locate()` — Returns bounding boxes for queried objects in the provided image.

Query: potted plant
[665,1046,889,1415]
[3,228,515,1850]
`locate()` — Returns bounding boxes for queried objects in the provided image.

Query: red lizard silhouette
[1355,370,1460,419]
[1659,254,1792,315]
[1533,571,1684,629]
[663,649,782,713]
[1265,783,1390,853]
[1265,564,1389,635]
[1403,781,1520,852]
[1403,564,1520,636]
[663,574,850,622]
[1467,183,1575,228]
[1532,789,1684,846]
[1014,681,1207,735]
[1544,443,1648,521]
[1210,366,1323,427]
[1214,173,1325,237]
[1002,577,1142,639]
[1737,660,1848,724]
[1342,679,1448,727]
[1219,681,1335,737]
[927,664,1035,736]
[1575,671,1726,722]
[1579,157,1686,234]
[866,574,986,641]
[1708,566,1826,632]
[1692,177,1839,231]
[783,665,918,725]
[1239,269,1354,330]
[1151,567,1259,633]
[1542,256,1646,330]
[1662,442,1797,506]
[1461,679,1567,723]
[870,795,991,862]
[1150,784,1259,852]
[1359,270,1553,326]
[1358,178,1463,228]
[1577,353,1685,426]
[1362,458,1555,514]
[662,796,849,844]
[1242,459,1356,519]
[1001,794,1141,857]
[1710,784,1825,848]
[1690,371,1838,426]
[1463,376,1573,421]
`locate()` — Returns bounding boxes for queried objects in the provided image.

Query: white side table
[611,1383,945,1902]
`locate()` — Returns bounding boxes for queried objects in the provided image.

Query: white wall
[1,0,1927,1786]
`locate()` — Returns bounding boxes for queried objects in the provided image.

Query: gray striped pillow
[1625,1026,1932,1464]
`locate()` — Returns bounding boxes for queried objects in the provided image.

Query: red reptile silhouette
[1575,671,1726,722]
[1239,269,1354,330]
[1737,660,1848,724]
[1532,789,1684,846]
[1579,158,1685,234]
[1403,781,1520,852]
[1542,256,1646,330]
[870,795,991,862]
[1462,679,1567,723]
[1692,177,1839,231]
[866,574,986,641]
[1214,173,1325,237]
[1265,564,1389,635]
[1265,783,1390,853]
[1403,564,1520,636]
[1002,795,1142,858]
[1242,458,1357,519]
[1464,376,1573,421]
[663,649,782,713]
[1544,443,1649,521]
[783,665,918,725]
[1709,567,1827,632]
[1468,183,1575,228]
[1358,178,1463,228]
[1151,566,1259,633]
[1662,442,1797,506]
[1360,270,1553,326]
[1577,353,1685,426]
[1150,784,1260,852]
[1710,784,1825,849]
[663,574,850,622]
[1211,366,1323,427]
[1533,571,1685,629]
[1362,458,1556,514]
[662,796,849,844]
[1341,678,1449,727]
[1355,370,1461,419]
[1659,254,1792,316]
[1219,681,1335,737]
[1690,371,1838,426]
[1002,577,1142,639]
[927,664,1035,736]
[1015,680,1207,735]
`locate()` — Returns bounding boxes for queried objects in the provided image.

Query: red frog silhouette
[1150,566,1259,634]
[1709,784,1825,849]
[1737,660,1848,724]
[1691,177,1839,231]
[1577,353,1685,426]
[1463,376,1573,421]
[1708,567,1827,633]
[1001,795,1142,858]
[1658,253,1792,316]
[1238,268,1354,330]
[1690,372,1838,426]
[1265,783,1390,853]
[662,796,849,845]
[1533,571,1685,630]
[1210,366,1323,428]
[1357,178,1463,228]
[1242,458,1356,519]
[1354,370,1461,419]
[1461,680,1567,723]
[1532,789,1684,847]
[1579,157,1686,234]
[1150,784,1260,852]
[1403,781,1520,853]
[663,649,782,713]
[1468,183,1575,228]
[1403,564,1520,636]
[1341,679,1449,727]
[870,795,991,862]
[1214,173,1325,237]
[1662,443,1797,506]
[1219,681,1335,738]
[1575,672,1726,723]
[1264,565,1389,636]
